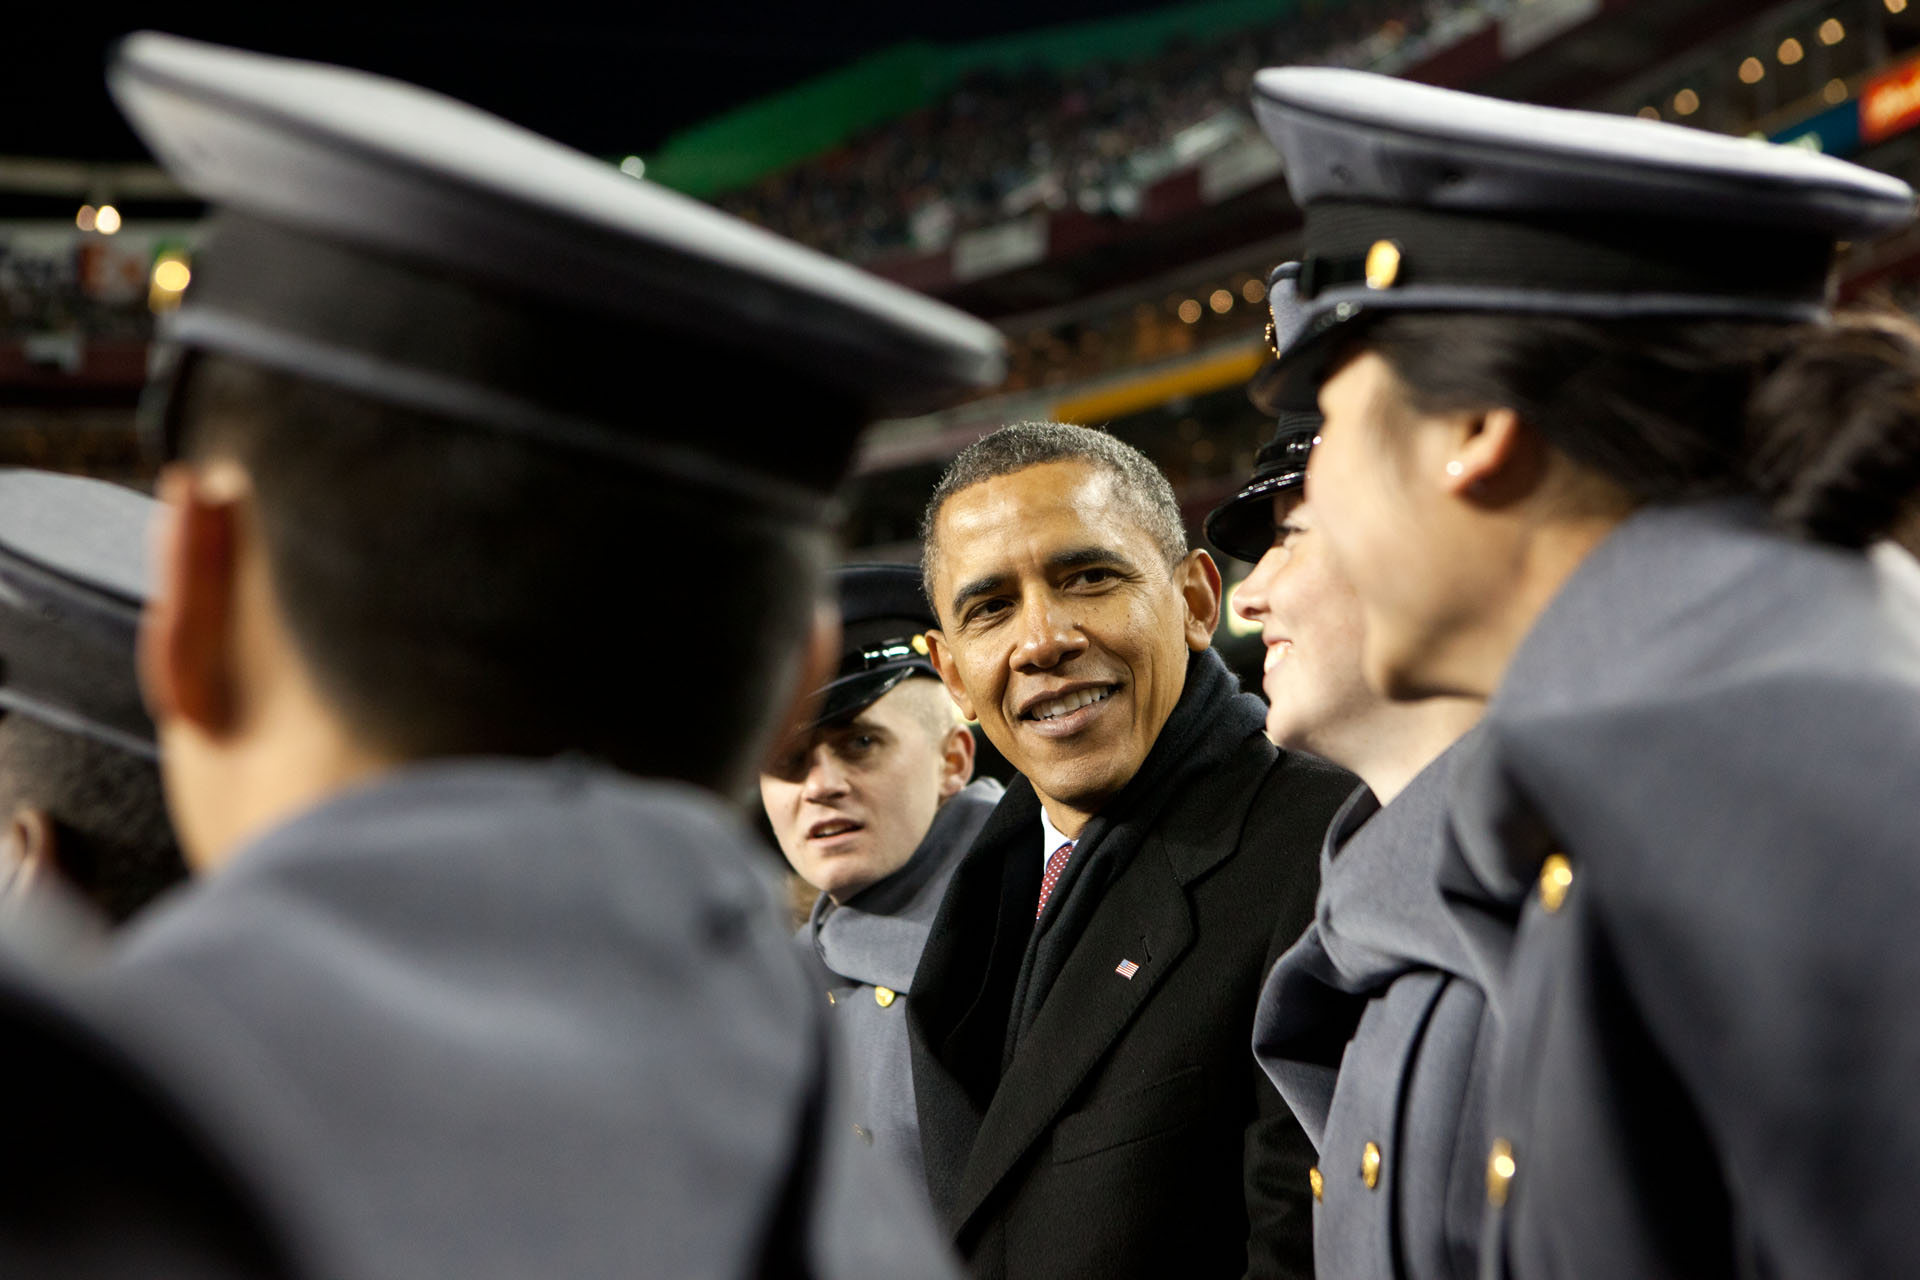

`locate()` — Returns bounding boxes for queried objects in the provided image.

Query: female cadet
[1245,68,1920,1278]
[1206,414,1487,1280]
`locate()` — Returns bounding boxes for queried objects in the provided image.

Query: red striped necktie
[1037,840,1075,919]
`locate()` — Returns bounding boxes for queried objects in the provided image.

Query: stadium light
[1740,57,1765,84]
[1779,37,1805,65]
[1820,19,1846,45]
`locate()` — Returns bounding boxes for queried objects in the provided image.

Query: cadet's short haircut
[888,675,965,741]
[0,715,184,925]
[175,353,829,795]
[918,423,1187,605]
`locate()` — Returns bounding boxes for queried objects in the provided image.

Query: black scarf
[1002,646,1266,1060]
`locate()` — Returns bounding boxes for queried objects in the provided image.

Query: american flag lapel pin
[1114,958,1140,979]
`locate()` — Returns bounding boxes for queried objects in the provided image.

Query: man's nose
[801,749,849,800]
[1012,594,1087,670]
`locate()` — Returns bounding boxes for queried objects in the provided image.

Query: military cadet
[89,31,1003,1280]
[1207,414,1489,1279]
[908,422,1355,1280]
[1247,66,1920,1276]
[0,470,186,928]
[761,562,1003,1189]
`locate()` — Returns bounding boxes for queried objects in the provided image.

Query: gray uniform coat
[804,777,1003,1184]
[1435,502,1920,1278]
[97,758,960,1280]
[1253,736,1494,1280]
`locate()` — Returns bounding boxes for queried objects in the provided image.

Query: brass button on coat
[1487,1139,1516,1207]
[1361,1141,1382,1190]
[874,986,897,1008]
[1539,853,1573,913]
[825,991,836,1005]
[1308,1167,1324,1202]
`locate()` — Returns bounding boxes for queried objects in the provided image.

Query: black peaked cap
[107,33,1007,522]
[1245,67,1917,412]
[0,470,157,758]
[1204,411,1319,563]
[810,564,939,730]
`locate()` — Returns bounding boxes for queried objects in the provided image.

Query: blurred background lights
[1779,37,1806,65]
[1820,18,1846,45]
[1889,0,1908,14]
[74,204,97,232]
[1177,298,1202,323]
[1739,57,1765,84]
[1208,288,1233,314]
[149,252,192,313]
[1825,78,1851,104]
[94,204,122,235]
[1637,105,1661,119]
[1240,278,1266,304]
[618,155,646,178]
[1673,88,1701,115]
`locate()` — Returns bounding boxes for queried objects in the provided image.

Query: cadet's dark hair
[175,354,828,794]
[918,423,1187,607]
[1364,309,1920,548]
[0,715,184,925]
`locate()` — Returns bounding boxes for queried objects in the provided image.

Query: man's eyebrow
[1051,545,1140,574]
[950,572,1008,616]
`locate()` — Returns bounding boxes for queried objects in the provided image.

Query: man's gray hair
[918,423,1188,608]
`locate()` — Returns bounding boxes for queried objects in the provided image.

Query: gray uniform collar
[811,779,1002,993]
[1315,731,1480,991]
[1448,498,1776,911]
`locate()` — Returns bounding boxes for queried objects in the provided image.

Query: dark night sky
[10,1,1199,162]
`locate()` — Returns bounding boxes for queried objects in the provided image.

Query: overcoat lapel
[946,755,1264,1234]
[907,790,1043,1220]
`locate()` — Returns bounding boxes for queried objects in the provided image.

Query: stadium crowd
[715,0,1503,261]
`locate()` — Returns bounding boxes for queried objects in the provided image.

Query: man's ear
[937,717,976,799]
[922,629,978,723]
[138,465,246,739]
[760,600,840,774]
[0,806,56,901]
[1176,549,1224,651]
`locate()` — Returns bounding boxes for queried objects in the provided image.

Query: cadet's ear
[0,807,57,901]
[1176,549,1223,651]
[139,465,244,738]
[922,630,978,723]
[1443,407,1546,506]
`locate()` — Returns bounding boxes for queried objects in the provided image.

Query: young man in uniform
[89,32,1004,1280]
[762,563,1002,1190]
[0,470,186,929]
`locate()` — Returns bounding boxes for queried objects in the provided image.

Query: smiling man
[907,423,1355,1280]
[763,563,1003,1189]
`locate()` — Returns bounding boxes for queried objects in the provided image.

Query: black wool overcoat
[908,721,1354,1280]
